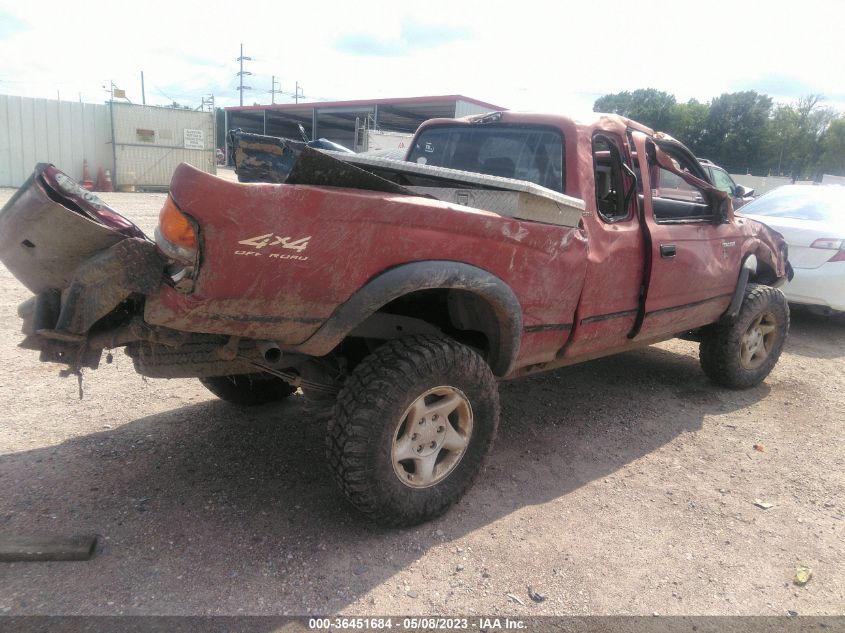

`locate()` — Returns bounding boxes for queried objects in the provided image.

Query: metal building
[224,94,505,153]
[0,95,216,189]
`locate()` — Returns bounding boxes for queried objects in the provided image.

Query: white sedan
[740,185,845,313]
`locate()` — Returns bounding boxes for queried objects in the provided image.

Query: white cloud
[0,0,843,113]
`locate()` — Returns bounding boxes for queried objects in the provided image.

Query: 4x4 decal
[235,233,311,261]
[238,233,310,252]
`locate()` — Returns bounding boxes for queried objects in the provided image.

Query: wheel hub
[411,414,446,457]
[391,386,473,489]
[740,311,777,370]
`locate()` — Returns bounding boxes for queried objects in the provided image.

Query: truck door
[632,134,743,338]
[562,131,644,358]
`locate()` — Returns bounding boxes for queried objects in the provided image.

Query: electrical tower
[198,94,215,112]
[236,43,252,106]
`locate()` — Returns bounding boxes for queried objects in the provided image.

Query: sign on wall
[183,128,205,149]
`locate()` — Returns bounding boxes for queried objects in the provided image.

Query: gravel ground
[0,188,842,616]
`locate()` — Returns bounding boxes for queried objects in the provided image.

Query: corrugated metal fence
[0,95,215,189]
[0,95,113,187]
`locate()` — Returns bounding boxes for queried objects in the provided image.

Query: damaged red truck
[0,111,792,526]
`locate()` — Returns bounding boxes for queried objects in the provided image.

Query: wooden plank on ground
[0,534,97,562]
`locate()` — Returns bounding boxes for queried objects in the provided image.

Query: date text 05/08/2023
[307,617,526,630]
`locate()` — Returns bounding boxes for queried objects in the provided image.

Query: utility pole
[271,75,281,105]
[140,71,146,105]
[295,81,303,104]
[236,43,253,106]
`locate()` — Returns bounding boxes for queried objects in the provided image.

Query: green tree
[761,95,837,179]
[818,117,845,176]
[593,91,633,116]
[593,89,842,177]
[796,95,836,179]
[699,91,773,173]
[668,99,710,154]
[594,88,677,133]
[761,104,801,177]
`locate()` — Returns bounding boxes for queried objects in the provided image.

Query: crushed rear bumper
[0,164,166,368]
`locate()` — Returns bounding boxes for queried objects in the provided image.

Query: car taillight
[155,196,199,292]
[810,238,845,262]
[158,196,197,250]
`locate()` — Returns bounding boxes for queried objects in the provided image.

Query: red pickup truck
[0,111,791,526]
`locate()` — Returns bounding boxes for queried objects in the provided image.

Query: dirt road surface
[0,189,842,616]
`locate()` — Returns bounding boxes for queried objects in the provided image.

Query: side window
[407,125,565,192]
[651,152,714,222]
[592,134,629,222]
[710,168,736,195]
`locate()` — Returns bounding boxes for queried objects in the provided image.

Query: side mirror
[735,184,754,198]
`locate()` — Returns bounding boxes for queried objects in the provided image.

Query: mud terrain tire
[699,284,789,389]
[327,335,499,527]
[199,373,296,405]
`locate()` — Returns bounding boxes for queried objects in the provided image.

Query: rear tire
[699,284,789,389]
[327,335,499,527]
[199,373,296,405]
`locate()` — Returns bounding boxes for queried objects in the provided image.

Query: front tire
[699,284,789,389]
[199,373,297,405]
[327,335,499,527]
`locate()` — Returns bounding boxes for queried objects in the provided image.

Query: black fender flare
[292,261,523,376]
[722,254,759,321]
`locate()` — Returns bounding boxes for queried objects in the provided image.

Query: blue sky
[0,0,843,117]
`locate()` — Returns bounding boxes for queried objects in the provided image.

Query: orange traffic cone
[82,159,94,191]
[102,169,114,192]
[94,167,105,192]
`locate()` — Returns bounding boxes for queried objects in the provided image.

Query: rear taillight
[155,196,198,292]
[158,196,197,251]
[810,238,845,262]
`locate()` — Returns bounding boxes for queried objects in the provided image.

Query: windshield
[740,185,844,222]
[406,124,565,192]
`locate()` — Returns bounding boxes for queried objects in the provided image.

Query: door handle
[660,244,677,258]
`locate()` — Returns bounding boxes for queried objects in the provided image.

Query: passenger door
[633,136,743,338]
[563,131,644,358]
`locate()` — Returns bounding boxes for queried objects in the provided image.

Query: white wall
[731,174,792,196]
[822,174,845,186]
[0,95,113,187]
[732,173,845,194]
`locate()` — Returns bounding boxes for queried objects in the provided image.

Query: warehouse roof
[224,94,508,145]
[224,94,505,114]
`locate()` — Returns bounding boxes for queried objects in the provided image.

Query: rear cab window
[407,125,565,192]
